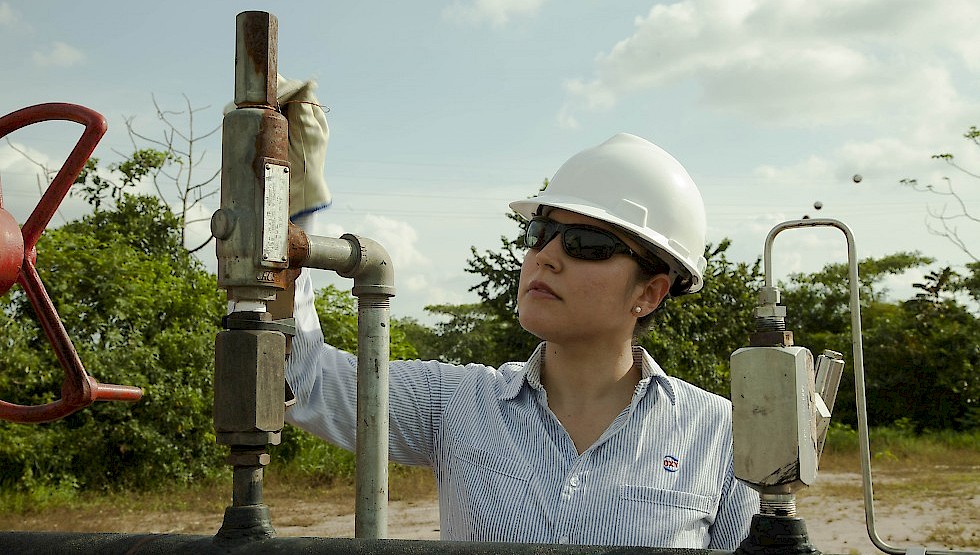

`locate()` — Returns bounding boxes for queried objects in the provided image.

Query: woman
[285,133,759,548]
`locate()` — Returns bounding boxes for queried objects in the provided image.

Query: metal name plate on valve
[261,163,289,266]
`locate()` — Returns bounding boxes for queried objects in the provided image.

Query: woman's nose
[534,234,563,270]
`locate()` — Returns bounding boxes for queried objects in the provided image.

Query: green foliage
[460,213,539,366]
[73,149,170,212]
[783,255,980,431]
[782,252,933,339]
[867,279,980,431]
[394,317,442,361]
[822,422,860,453]
[822,422,980,462]
[455,185,545,367]
[423,302,535,367]
[272,425,355,483]
[639,241,763,396]
[961,261,980,304]
[311,284,418,360]
[0,194,224,492]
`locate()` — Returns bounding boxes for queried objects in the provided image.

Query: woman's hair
[623,231,690,338]
[632,255,669,338]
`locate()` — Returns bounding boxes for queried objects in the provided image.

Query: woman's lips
[527,280,560,299]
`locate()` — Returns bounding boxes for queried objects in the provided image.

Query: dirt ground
[4,469,978,553]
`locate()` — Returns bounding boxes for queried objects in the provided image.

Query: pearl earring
[633,306,642,314]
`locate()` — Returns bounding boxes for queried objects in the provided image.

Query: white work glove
[277,75,331,219]
[224,75,332,220]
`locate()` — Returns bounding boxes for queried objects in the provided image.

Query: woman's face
[517,209,666,344]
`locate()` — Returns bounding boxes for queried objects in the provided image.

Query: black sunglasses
[524,217,668,274]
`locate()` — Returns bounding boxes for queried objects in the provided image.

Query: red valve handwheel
[0,103,143,424]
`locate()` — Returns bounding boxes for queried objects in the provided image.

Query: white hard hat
[510,133,707,294]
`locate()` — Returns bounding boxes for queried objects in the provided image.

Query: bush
[272,425,356,484]
[0,195,225,492]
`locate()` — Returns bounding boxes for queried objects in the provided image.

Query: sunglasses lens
[525,219,555,249]
[526,217,623,261]
[563,228,616,260]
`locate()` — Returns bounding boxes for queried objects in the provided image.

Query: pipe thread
[755,316,786,332]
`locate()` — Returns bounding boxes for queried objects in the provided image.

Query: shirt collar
[500,342,676,405]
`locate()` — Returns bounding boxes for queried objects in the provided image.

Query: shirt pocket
[615,485,715,547]
[448,445,534,541]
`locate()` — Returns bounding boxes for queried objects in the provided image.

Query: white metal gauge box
[731,345,819,493]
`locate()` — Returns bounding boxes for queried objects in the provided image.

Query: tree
[73,149,171,213]
[122,95,221,253]
[641,241,763,397]
[312,284,419,361]
[421,302,531,367]
[0,194,226,492]
[781,251,934,341]
[901,125,980,262]
[781,254,980,431]
[861,268,980,430]
[11,95,220,253]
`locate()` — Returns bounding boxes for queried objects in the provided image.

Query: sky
[2,0,979,324]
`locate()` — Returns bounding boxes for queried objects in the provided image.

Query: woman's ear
[635,273,671,316]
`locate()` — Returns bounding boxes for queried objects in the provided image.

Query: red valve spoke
[0,396,71,424]
[0,103,107,251]
[0,103,143,424]
[18,254,92,405]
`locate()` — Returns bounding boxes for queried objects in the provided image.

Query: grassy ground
[797,427,980,551]
[0,462,436,534]
[0,426,977,550]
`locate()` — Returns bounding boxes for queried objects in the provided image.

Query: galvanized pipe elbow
[287,227,395,299]
[340,234,395,299]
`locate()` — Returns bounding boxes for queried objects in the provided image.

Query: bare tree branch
[902,128,980,262]
[5,138,67,224]
[187,234,214,254]
[124,94,221,250]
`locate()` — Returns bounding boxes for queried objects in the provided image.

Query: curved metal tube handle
[0,103,143,424]
[764,219,977,555]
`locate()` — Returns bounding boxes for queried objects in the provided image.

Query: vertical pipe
[232,465,264,506]
[294,230,394,538]
[212,11,286,543]
[235,11,278,107]
[354,296,390,539]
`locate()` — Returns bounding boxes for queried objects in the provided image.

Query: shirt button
[559,535,569,544]
[569,475,580,487]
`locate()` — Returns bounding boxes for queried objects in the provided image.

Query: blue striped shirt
[285,270,759,548]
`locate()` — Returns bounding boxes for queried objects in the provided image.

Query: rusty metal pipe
[211,11,289,544]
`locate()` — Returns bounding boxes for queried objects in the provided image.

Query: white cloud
[442,0,545,27]
[360,214,428,268]
[559,0,980,128]
[330,214,433,296]
[32,42,85,67]
[0,2,17,26]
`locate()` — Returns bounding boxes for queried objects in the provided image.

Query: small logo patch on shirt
[663,455,679,472]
